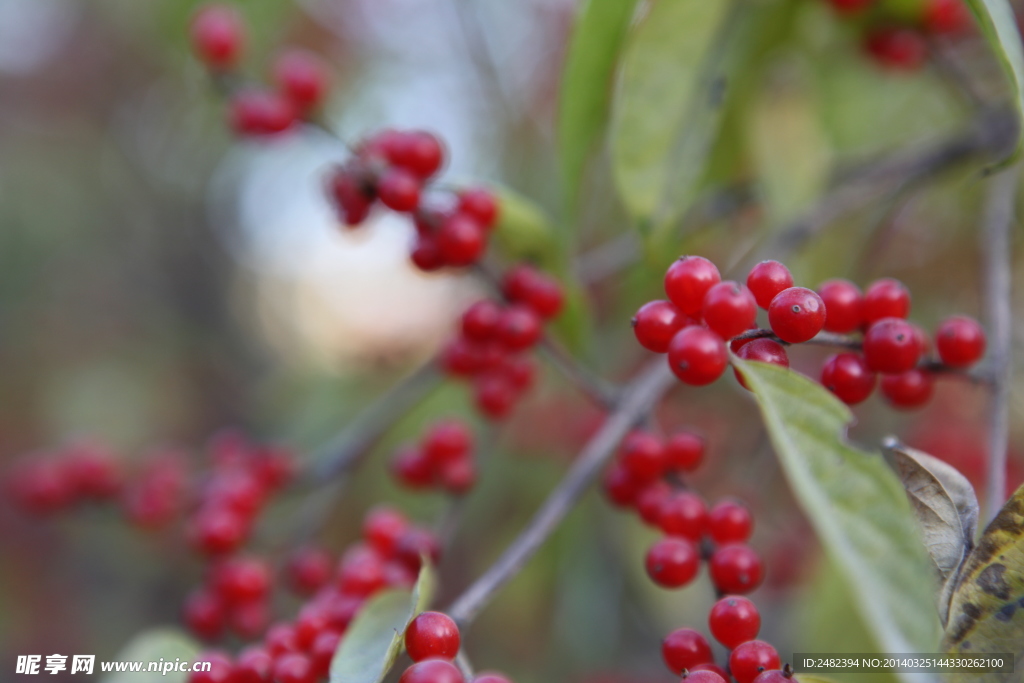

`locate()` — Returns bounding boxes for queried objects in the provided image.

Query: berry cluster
[390,419,477,495]
[633,256,987,411]
[190,5,330,137]
[5,441,123,515]
[185,555,273,642]
[398,611,512,683]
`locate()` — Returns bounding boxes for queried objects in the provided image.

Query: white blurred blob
[0,0,77,75]
[210,127,475,372]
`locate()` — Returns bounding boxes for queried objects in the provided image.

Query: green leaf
[101,629,200,683]
[734,360,941,668]
[329,563,435,683]
[962,0,1024,168]
[558,0,641,214]
[493,187,562,270]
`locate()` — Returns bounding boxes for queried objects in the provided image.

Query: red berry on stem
[863,278,911,323]
[497,305,542,351]
[710,544,764,595]
[703,281,758,340]
[286,546,333,595]
[294,606,331,649]
[692,664,731,681]
[457,189,498,228]
[337,547,387,597]
[229,90,295,136]
[863,318,922,373]
[709,499,754,544]
[439,458,476,495]
[234,647,273,683]
[395,131,445,179]
[423,420,473,465]
[636,481,672,526]
[880,369,934,409]
[820,353,877,404]
[734,338,789,389]
[436,214,486,267]
[709,595,761,648]
[817,279,864,333]
[273,50,328,112]
[665,431,704,472]
[662,628,713,674]
[391,446,435,489]
[747,260,793,310]
[632,300,688,353]
[378,168,422,212]
[667,327,729,385]
[665,256,721,315]
[658,491,708,541]
[411,235,445,271]
[214,556,271,603]
[189,506,249,555]
[405,611,461,662]
[395,527,441,572]
[619,430,667,482]
[400,659,465,683]
[730,641,781,683]
[473,373,518,420]
[502,264,564,319]
[190,5,244,69]
[603,463,642,508]
[768,287,825,343]
[936,316,986,367]
[645,537,700,588]
[363,506,410,556]
[461,300,503,342]
[272,652,316,683]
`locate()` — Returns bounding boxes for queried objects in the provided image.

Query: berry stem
[454,651,475,681]
[445,359,676,626]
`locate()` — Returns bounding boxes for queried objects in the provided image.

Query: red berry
[664,431,704,472]
[501,265,564,319]
[681,672,727,683]
[337,546,387,597]
[619,431,667,482]
[229,90,295,136]
[183,589,226,641]
[273,50,328,112]
[234,646,273,683]
[692,664,731,680]
[768,287,825,343]
[394,131,445,179]
[708,595,761,648]
[286,546,333,596]
[438,457,476,495]
[863,278,911,323]
[472,674,512,683]
[65,442,122,499]
[880,369,934,409]
[645,537,700,588]
[925,0,971,34]
[310,630,343,678]
[632,300,688,353]
[7,458,74,514]
[936,315,986,367]
[206,470,265,516]
[399,659,465,683]
[665,256,721,315]
[457,189,499,228]
[411,235,445,271]
[395,527,441,572]
[461,301,503,342]
[709,544,763,595]
[436,214,486,266]
[708,499,753,544]
[703,281,758,340]
[473,373,518,419]
[324,593,365,631]
[364,506,410,556]
[378,168,422,212]
[658,492,708,541]
[864,28,927,70]
[752,671,793,683]
[747,260,793,310]
[265,622,300,657]
[667,327,729,385]
[497,355,535,391]
[730,641,781,683]
[213,555,271,603]
[391,446,435,489]
[497,305,543,352]
[190,5,244,69]
[405,611,461,662]
[734,338,789,389]
[820,353,877,404]
[272,652,316,683]
[603,463,642,507]
[330,167,374,227]
[294,606,330,650]
[423,420,473,465]
[863,318,922,373]
[188,507,249,555]
[817,279,864,333]
[635,481,672,526]
[662,628,713,674]
[229,598,269,640]
[189,652,233,683]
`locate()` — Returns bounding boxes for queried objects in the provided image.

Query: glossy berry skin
[658,492,708,541]
[234,646,273,683]
[708,499,753,544]
[394,131,445,179]
[817,279,864,333]
[936,316,986,367]
[457,189,498,228]
[709,595,761,648]
[636,481,672,526]
[667,327,729,386]
[681,672,728,683]
[863,278,911,323]
[399,659,466,683]
[703,281,758,340]
[820,353,876,405]
[619,430,667,482]
[272,652,316,683]
[190,5,244,69]
[880,369,934,409]
[461,300,503,342]
[497,305,542,351]
[710,544,763,594]
[665,256,721,315]
[662,628,713,674]
[188,652,233,683]
[730,641,781,683]
[363,506,410,556]
[229,90,294,137]
[632,300,688,353]
[436,214,485,267]
[768,287,826,343]
[665,431,704,472]
[734,338,789,389]
[405,611,461,661]
[864,28,927,70]
[378,169,422,212]
[645,537,700,588]
[273,50,328,111]
[747,260,793,309]
[863,318,922,374]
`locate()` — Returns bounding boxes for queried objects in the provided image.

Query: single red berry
[658,492,708,541]
[329,166,373,227]
[734,338,789,389]
[395,527,441,572]
[747,260,794,309]
[411,235,445,271]
[265,622,300,656]
[436,214,486,267]
[457,188,498,228]
[936,316,986,367]
[880,369,934,409]
[603,463,642,507]
[405,611,461,662]
[619,431,667,482]
[286,546,333,596]
[632,300,688,353]
[213,555,271,603]
[378,168,422,213]
[662,628,713,674]
[461,300,503,342]
[391,446,435,489]
[272,652,316,683]
[645,537,700,588]
[188,652,233,683]
[229,598,269,640]
[188,506,250,555]
[864,28,927,71]
[730,641,781,683]
[703,281,758,340]
[863,278,911,323]
[273,50,329,112]
[183,589,226,641]
[681,672,727,683]
[709,595,761,648]
[310,630,343,678]
[393,131,445,179]
[665,431,704,472]
[190,5,244,69]
[863,318,922,373]
[497,305,542,351]
[229,90,295,136]
[473,373,519,420]
[293,605,331,650]
[233,646,273,683]
[692,664,731,681]
[665,256,721,315]
[399,659,465,683]
[820,353,877,404]
[439,457,476,495]
[710,544,764,595]
[502,264,564,319]
[817,279,864,333]
[635,481,672,526]
[925,0,971,34]
[768,287,825,343]
[337,546,387,597]
[752,670,795,683]
[65,443,122,499]
[708,499,754,544]
[667,327,729,385]
[423,420,473,465]
[364,506,410,556]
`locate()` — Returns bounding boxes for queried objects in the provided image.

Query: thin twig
[445,359,676,626]
[982,166,1017,522]
[539,340,620,408]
